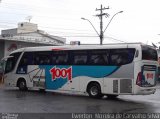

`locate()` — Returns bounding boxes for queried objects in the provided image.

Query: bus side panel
[77,66,119,93]
[103,63,134,95]
[61,77,80,91]
[43,65,119,92]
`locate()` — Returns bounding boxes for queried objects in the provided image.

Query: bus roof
[10,42,154,54]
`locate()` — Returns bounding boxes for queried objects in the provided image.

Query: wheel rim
[90,86,98,96]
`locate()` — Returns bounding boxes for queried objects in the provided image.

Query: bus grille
[113,80,118,93]
[120,79,132,93]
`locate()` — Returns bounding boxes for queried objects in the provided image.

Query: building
[0,22,66,60]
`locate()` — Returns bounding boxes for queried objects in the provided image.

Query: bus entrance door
[28,65,46,89]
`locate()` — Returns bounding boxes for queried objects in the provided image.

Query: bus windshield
[142,46,157,61]
[5,52,21,74]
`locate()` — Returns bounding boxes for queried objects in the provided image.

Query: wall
[17,22,38,34]
[0,41,4,60]
[4,40,47,57]
[1,29,17,37]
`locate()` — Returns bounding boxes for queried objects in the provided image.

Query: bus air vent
[120,79,132,93]
[113,80,118,93]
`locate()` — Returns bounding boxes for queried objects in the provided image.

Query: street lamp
[81,11,123,45]
[81,17,100,37]
[103,11,123,33]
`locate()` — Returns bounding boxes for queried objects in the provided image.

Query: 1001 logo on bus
[50,66,72,81]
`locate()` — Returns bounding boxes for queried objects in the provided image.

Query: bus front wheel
[17,79,27,91]
[87,83,103,98]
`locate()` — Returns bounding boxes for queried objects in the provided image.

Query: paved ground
[0,84,160,119]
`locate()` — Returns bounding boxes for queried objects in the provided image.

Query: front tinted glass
[5,52,21,73]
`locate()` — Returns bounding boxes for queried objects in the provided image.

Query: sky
[0,0,160,45]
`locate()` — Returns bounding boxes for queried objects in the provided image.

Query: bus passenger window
[52,51,69,65]
[110,48,135,65]
[90,55,106,65]
[56,55,67,64]
[35,57,40,64]
[20,57,28,66]
[111,54,121,65]
[89,49,109,65]
[44,58,50,65]
[34,51,52,65]
[18,52,34,66]
[51,57,56,64]
[74,55,87,65]
[72,50,88,65]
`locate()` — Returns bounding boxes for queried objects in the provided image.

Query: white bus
[3,43,158,98]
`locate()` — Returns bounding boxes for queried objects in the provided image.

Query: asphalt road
[0,85,160,119]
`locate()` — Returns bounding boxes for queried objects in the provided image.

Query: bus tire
[17,79,27,91]
[87,82,102,98]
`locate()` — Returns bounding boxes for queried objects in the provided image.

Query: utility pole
[82,5,122,45]
[96,4,109,45]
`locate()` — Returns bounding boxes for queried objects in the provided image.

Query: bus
[3,43,158,98]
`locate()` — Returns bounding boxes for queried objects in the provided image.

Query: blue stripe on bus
[72,66,119,78]
[39,65,119,90]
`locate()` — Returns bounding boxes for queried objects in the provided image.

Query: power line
[104,36,126,43]
[0,32,126,42]
[0,23,126,43]
[0,21,92,33]
[59,35,98,38]
[0,22,101,37]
